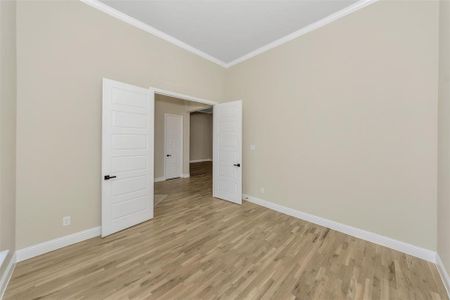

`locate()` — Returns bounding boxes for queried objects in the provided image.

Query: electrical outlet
[260,187,265,194]
[250,144,256,151]
[62,216,71,226]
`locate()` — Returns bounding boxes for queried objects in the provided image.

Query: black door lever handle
[104,175,117,180]
[233,163,241,167]
[166,154,172,157]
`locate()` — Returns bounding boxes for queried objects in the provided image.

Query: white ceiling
[98,0,360,65]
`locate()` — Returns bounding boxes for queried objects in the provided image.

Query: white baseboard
[155,174,189,182]
[0,251,7,271]
[436,254,450,297]
[16,227,101,262]
[3,196,447,297]
[154,176,166,182]
[0,253,15,300]
[190,159,212,163]
[243,194,436,263]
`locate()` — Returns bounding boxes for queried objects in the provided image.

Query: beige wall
[438,0,450,272]
[0,0,16,274]
[154,95,209,178]
[226,0,439,250]
[15,1,225,249]
[190,112,213,162]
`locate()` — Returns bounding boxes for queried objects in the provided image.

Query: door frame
[153,88,218,106]
[149,87,242,206]
[164,113,184,180]
[151,87,220,183]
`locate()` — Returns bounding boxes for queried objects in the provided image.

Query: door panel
[111,175,149,196]
[164,114,183,179]
[111,135,148,149]
[213,101,242,204]
[111,156,148,173]
[102,78,154,237]
[112,196,149,219]
[113,111,148,128]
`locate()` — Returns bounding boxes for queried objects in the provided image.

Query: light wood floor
[5,162,448,299]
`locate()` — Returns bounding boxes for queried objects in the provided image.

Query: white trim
[243,194,436,262]
[16,227,101,262]
[0,253,15,300]
[226,0,379,67]
[79,0,227,68]
[154,88,218,106]
[436,254,450,297]
[155,174,189,182]
[190,159,212,163]
[154,176,166,183]
[0,251,7,270]
[80,0,379,69]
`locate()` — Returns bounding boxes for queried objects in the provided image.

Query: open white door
[213,101,242,204]
[102,79,154,237]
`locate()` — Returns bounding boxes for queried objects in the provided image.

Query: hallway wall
[190,112,213,162]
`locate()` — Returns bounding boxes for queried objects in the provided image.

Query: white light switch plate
[63,216,71,226]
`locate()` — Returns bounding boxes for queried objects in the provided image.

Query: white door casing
[213,101,242,204]
[164,113,183,179]
[102,79,154,237]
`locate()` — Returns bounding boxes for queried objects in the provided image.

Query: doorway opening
[153,94,213,208]
[189,108,213,178]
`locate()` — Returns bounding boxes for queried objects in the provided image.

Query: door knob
[104,175,117,180]
[166,154,172,157]
[233,163,241,167]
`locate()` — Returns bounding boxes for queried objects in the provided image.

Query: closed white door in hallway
[164,113,183,179]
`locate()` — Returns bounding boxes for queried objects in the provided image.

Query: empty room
[1,0,450,299]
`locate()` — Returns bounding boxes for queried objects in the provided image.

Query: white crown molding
[436,254,450,298]
[79,0,228,68]
[226,0,379,68]
[243,194,436,263]
[0,252,15,300]
[16,227,101,262]
[81,0,378,69]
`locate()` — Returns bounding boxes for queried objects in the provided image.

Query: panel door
[102,78,154,237]
[213,101,242,204]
